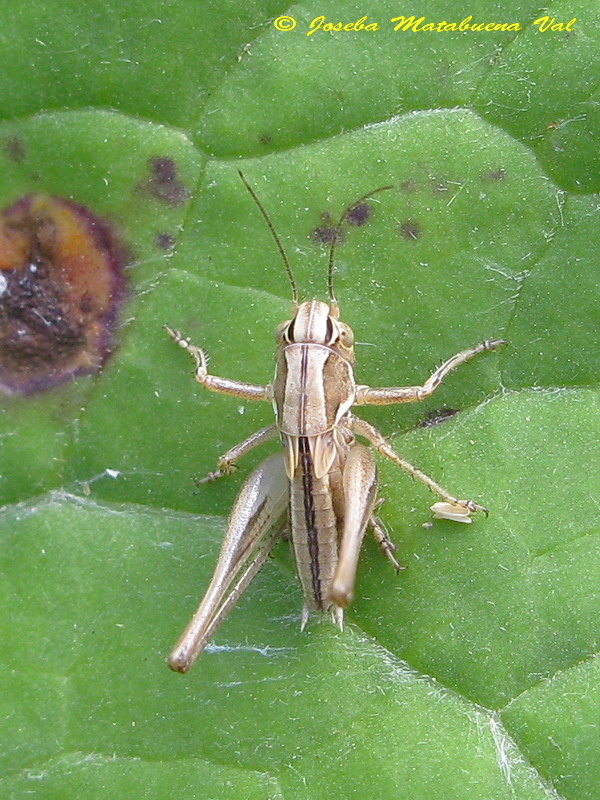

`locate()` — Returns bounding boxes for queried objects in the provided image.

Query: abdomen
[290,436,343,611]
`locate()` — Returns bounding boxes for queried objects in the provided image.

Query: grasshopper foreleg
[164,325,273,402]
[354,339,506,405]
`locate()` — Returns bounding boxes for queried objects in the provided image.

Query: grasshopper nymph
[165,172,505,672]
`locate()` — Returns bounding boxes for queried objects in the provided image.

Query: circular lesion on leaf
[137,156,190,206]
[346,202,372,227]
[154,231,175,250]
[0,194,127,395]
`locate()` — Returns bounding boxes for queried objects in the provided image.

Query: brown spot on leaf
[418,408,459,428]
[312,197,379,245]
[154,232,175,250]
[481,169,506,182]
[0,194,126,395]
[399,179,418,193]
[399,220,421,241]
[4,137,25,163]
[258,133,272,145]
[138,156,189,206]
[346,202,371,227]
[311,226,342,245]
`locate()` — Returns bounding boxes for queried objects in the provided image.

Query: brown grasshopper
[165,172,505,672]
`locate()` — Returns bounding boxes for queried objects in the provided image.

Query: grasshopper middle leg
[197,424,279,484]
[350,415,488,514]
[369,510,405,572]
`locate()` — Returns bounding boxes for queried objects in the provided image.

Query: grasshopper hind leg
[328,444,378,609]
[168,452,288,672]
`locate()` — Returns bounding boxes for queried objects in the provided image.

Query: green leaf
[1,1,598,798]
[0,493,553,799]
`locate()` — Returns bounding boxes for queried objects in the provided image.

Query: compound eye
[283,319,296,343]
[325,317,337,345]
[339,324,354,346]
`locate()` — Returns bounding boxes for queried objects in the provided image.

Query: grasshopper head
[275,300,355,360]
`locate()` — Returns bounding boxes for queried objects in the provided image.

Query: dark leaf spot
[4,137,25,163]
[311,226,345,246]
[399,220,421,241]
[346,202,371,227]
[137,156,189,206]
[258,133,272,145]
[151,157,176,182]
[154,232,175,250]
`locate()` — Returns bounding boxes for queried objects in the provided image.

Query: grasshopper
[165,172,505,672]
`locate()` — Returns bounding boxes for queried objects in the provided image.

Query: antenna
[238,171,298,306]
[327,185,394,305]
